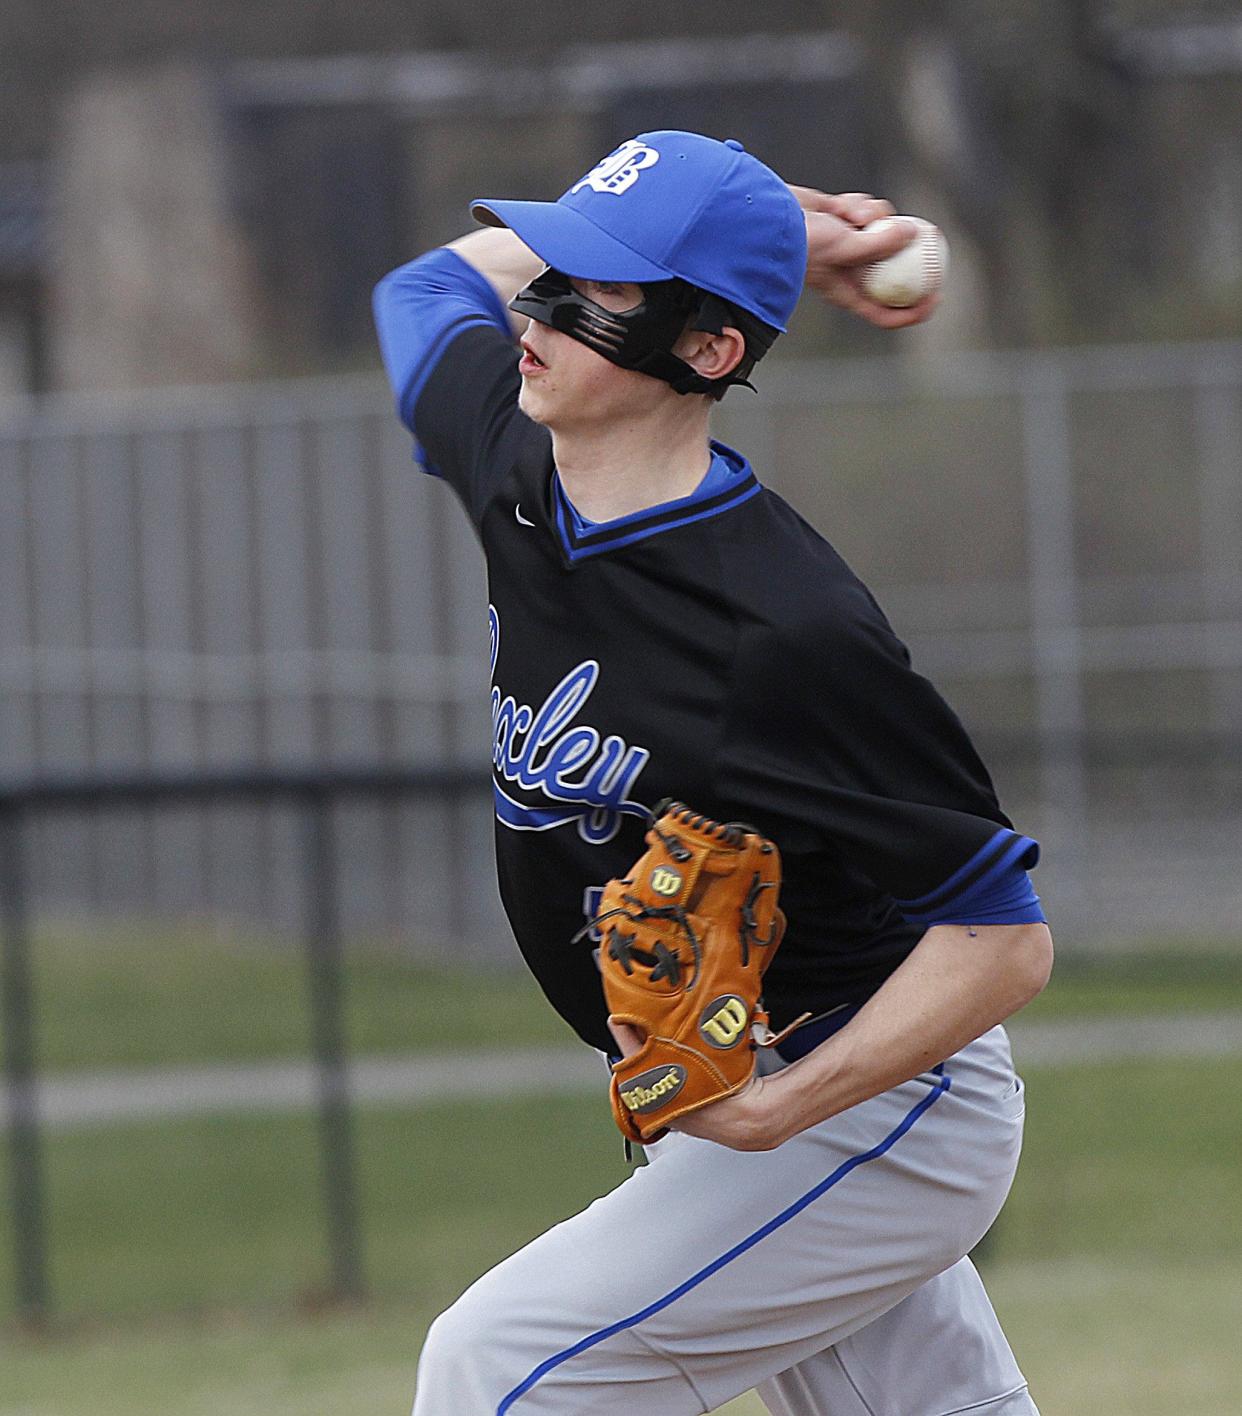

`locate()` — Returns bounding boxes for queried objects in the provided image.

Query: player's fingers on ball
[822,191,874,212]
[882,290,942,327]
[829,218,917,267]
[819,192,892,226]
[857,290,942,329]
[820,269,912,325]
[807,261,864,299]
[786,183,837,213]
[812,192,849,215]
[813,193,868,225]
[829,193,896,227]
[856,197,897,225]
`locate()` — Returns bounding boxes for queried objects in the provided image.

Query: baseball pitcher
[374,130,1051,1415]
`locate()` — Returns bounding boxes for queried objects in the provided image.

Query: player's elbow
[1010,922,1054,1007]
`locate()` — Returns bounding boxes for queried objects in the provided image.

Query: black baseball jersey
[375,253,1042,1055]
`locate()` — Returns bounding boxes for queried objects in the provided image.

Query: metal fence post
[1194,382,1242,737]
[0,800,50,1329]
[301,790,365,1301]
[1020,360,1088,900]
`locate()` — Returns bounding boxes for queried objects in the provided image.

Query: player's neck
[550,407,714,524]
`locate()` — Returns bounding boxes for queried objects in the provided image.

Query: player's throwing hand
[788,185,940,329]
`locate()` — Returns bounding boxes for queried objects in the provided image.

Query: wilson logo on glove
[619,1065,688,1114]
[585,800,804,1146]
[699,995,749,1048]
[650,866,683,896]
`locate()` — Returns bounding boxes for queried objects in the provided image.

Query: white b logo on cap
[571,139,660,196]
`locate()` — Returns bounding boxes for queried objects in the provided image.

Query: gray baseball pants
[412,1025,1038,1414]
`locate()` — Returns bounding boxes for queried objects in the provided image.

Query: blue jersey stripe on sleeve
[398,312,501,430]
[895,827,1045,927]
[372,248,514,469]
[895,828,1016,912]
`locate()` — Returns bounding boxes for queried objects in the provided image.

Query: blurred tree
[971,0,1155,341]
[832,0,1156,343]
[6,0,1241,362]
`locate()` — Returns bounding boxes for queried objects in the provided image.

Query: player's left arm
[672,919,1053,1151]
[673,582,1054,1150]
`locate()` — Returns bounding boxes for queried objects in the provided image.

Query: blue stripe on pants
[497,1071,952,1414]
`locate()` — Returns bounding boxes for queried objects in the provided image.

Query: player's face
[517,279,674,431]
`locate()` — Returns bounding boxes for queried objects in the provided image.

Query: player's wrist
[762,1037,859,1139]
[732,1072,786,1150]
[748,1081,793,1149]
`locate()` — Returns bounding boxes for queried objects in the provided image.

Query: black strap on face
[509,268,774,397]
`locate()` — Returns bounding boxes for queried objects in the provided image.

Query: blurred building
[0,8,1239,955]
[0,9,1241,393]
[0,162,46,395]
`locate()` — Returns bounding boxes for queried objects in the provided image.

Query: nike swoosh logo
[515,504,535,527]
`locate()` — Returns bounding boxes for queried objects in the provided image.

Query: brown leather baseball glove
[592,800,792,1145]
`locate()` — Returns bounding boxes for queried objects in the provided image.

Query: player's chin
[517,378,555,425]
[515,379,549,421]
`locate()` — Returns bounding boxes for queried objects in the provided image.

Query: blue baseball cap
[470,131,807,332]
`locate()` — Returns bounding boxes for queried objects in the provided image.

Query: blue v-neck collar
[551,441,760,564]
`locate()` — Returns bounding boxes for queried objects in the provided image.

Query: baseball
[860,216,949,308]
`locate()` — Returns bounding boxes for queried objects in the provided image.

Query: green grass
[0,1294,769,1416]
[1001,1056,1242,1262]
[6,931,1240,1413]
[28,925,1242,1074]
[30,922,569,1072]
[5,1056,1233,1324]
[3,1055,1241,1411]
[4,1263,1240,1416]
[988,1258,1242,1416]
[0,1092,623,1324]
[1023,944,1242,1021]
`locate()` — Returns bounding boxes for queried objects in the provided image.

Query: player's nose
[521,323,560,365]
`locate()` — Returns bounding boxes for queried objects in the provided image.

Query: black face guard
[509,268,776,398]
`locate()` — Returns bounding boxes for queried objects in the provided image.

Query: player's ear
[673,326,746,382]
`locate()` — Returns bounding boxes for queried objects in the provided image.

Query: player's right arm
[788,187,939,329]
[372,233,544,525]
[442,228,545,332]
